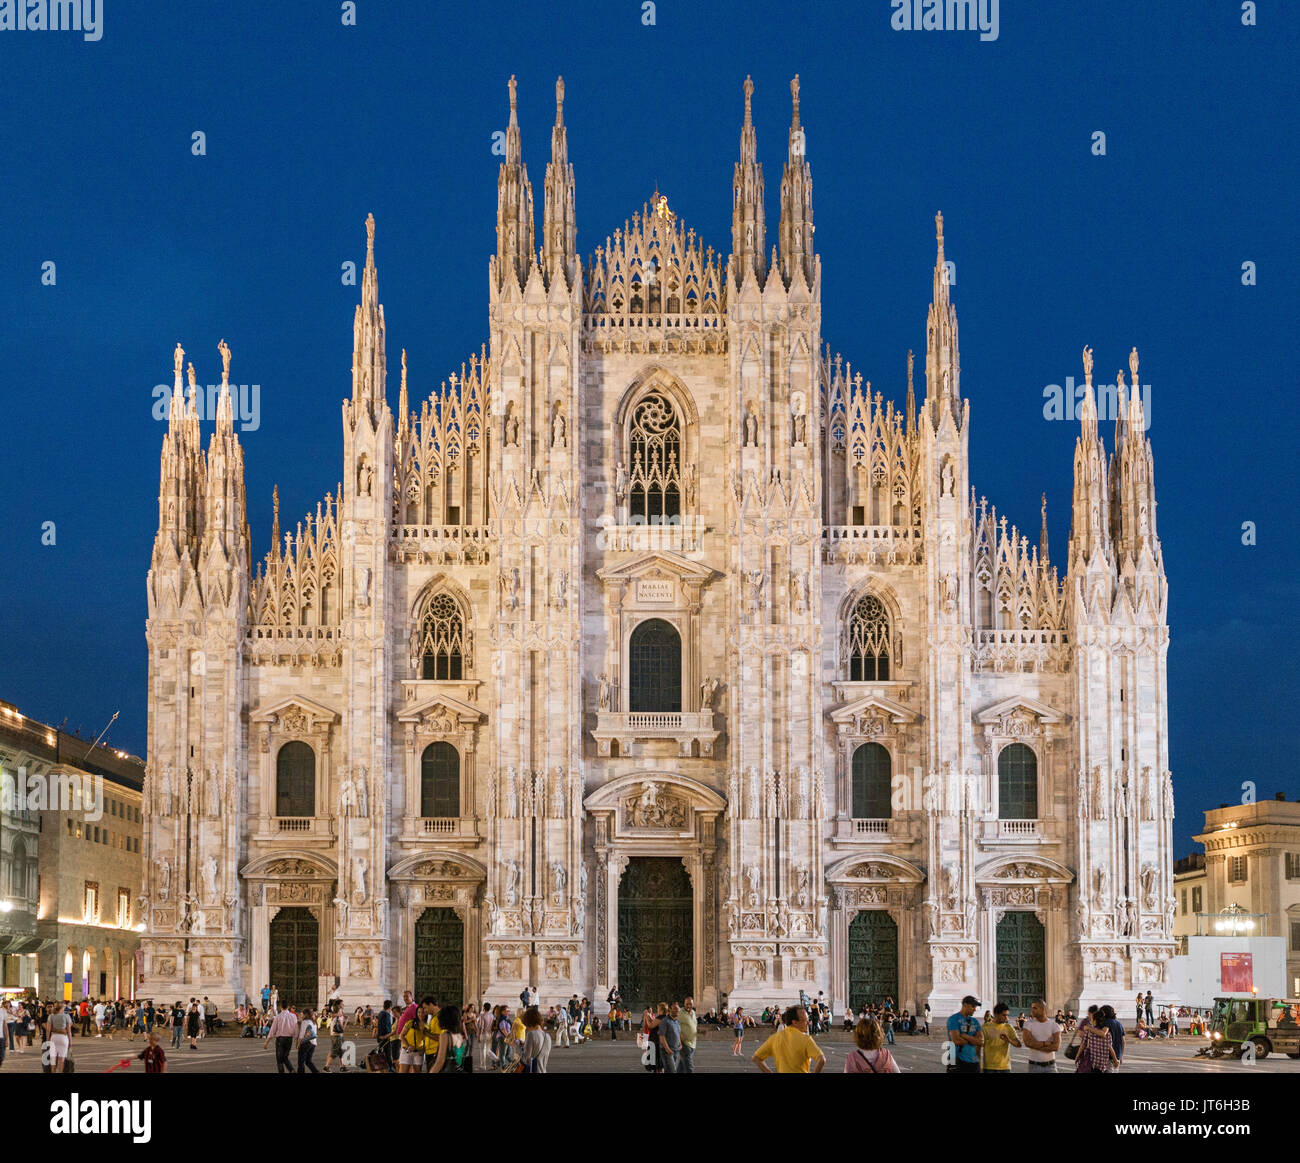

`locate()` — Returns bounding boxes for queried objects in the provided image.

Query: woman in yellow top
[981,1003,1022,1072]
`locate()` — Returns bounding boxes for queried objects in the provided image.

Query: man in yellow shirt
[752,1006,826,1073]
[981,1002,1021,1073]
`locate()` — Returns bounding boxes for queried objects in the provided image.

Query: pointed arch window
[420,594,465,680]
[628,392,682,523]
[998,742,1038,820]
[847,594,892,681]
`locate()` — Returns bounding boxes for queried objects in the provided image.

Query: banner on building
[1220,951,1254,993]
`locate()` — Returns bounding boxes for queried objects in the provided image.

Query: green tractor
[1202,995,1300,1060]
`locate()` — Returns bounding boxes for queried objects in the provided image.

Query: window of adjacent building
[419,593,466,680]
[851,743,892,819]
[118,888,130,928]
[997,743,1038,820]
[85,881,99,922]
[420,742,460,818]
[1229,856,1248,884]
[1285,852,1300,880]
[628,618,682,713]
[1180,889,1187,916]
[1291,921,1300,952]
[275,741,316,817]
[10,840,26,896]
[1192,886,1203,913]
[628,392,682,523]
[847,594,892,681]
[66,818,73,836]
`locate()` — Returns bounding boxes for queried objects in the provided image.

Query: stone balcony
[399,816,480,843]
[977,818,1052,847]
[973,629,1070,674]
[592,710,719,758]
[393,524,492,565]
[252,816,337,842]
[821,525,924,565]
[830,816,917,847]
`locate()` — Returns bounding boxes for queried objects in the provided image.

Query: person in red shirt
[137,1032,167,1073]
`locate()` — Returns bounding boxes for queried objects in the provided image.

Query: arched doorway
[995,912,1045,1012]
[628,619,682,713]
[847,910,898,1010]
[413,908,465,1005]
[618,857,692,1009]
[269,907,319,1009]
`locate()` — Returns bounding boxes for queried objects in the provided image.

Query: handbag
[1064,1027,1080,1060]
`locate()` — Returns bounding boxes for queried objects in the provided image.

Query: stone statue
[922,774,937,812]
[743,406,758,446]
[358,460,373,497]
[699,676,719,710]
[922,899,938,938]
[551,861,567,900]
[218,338,231,379]
[727,902,740,937]
[504,858,521,906]
[939,571,958,614]
[685,463,697,508]
[1129,346,1139,384]
[359,566,372,609]
[793,863,810,908]
[1163,772,1175,819]
[614,462,627,504]
[941,458,954,496]
[202,855,219,900]
[1082,345,1094,383]
[505,406,520,447]
[744,864,761,908]
[356,768,368,818]
[499,568,519,611]
[792,570,808,613]
[1074,897,1089,935]
[743,569,765,612]
[1094,866,1110,910]
[550,768,566,818]
[352,855,368,899]
[1093,765,1108,819]
[1140,863,1157,909]
[597,674,611,712]
[158,765,174,817]
[339,773,357,815]
[206,766,222,817]
[506,768,520,817]
[174,342,185,376]
[1124,898,1139,937]
[550,569,568,610]
[551,407,566,449]
[1140,766,1154,820]
[571,894,585,936]
[942,862,959,909]
[745,766,761,818]
[157,855,171,900]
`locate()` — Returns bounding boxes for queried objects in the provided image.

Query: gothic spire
[777,74,814,288]
[1040,492,1050,564]
[1067,344,1112,568]
[542,75,577,287]
[731,74,766,285]
[350,212,387,420]
[1110,346,1161,568]
[496,74,536,291]
[906,349,916,432]
[922,211,963,431]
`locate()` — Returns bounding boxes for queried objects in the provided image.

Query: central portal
[414,907,464,1005]
[269,906,319,1010]
[617,856,692,1010]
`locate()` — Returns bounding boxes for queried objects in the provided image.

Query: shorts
[398,1047,425,1067]
[331,1037,344,1056]
[50,1033,70,1058]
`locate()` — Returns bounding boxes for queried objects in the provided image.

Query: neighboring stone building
[0,701,145,999]
[139,76,1176,1015]
[1172,853,1207,954]
[0,704,42,991]
[1193,797,1300,997]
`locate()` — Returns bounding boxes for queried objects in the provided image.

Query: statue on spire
[555,76,564,123]
[1082,345,1093,386]
[174,342,185,377]
[218,338,231,383]
[743,74,753,123]
[935,210,945,262]
[186,361,197,390]
[508,74,517,115]
[365,212,375,263]
[790,74,801,128]
[1129,345,1139,384]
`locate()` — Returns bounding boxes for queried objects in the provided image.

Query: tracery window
[847,594,892,681]
[419,594,465,680]
[628,392,682,523]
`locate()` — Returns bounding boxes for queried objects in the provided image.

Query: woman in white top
[296,1008,320,1073]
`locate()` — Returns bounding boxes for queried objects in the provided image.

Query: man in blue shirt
[947,995,984,1073]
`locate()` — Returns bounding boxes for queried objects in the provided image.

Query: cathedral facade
[138,76,1176,1016]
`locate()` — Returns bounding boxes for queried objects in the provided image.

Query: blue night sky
[0,1,1295,855]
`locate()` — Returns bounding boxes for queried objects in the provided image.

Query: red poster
[1221,952,1253,993]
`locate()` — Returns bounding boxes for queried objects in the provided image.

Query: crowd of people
[0,981,1210,1075]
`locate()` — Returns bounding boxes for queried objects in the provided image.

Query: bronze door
[995,911,1046,1012]
[414,907,465,1005]
[848,910,899,1010]
[269,906,319,1009]
[618,857,693,1010]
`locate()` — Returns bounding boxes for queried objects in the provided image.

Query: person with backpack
[845,1017,900,1073]
[430,1005,473,1073]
